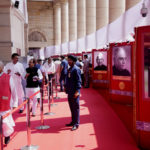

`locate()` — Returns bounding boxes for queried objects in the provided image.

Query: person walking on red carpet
[0,61,18,145]
[4,53,25,113]
[65,55,81,131]
[25,59,43,116]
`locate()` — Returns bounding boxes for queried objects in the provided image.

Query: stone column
[69,0,77,41]
[125,0,140,10]
[54,2,61,45]
[61,0,69,43]
[0,1,12,63]
[96,0,109,30]
[86,0,96,35]
[24,23,28,56]
[109,0,126,23]
[77,0,86,38]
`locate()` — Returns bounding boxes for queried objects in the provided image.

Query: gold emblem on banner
[98,74,102,80]
[119,82,125,90]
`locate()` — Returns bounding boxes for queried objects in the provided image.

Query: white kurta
[0,72,17,137]
[4,62,25,109]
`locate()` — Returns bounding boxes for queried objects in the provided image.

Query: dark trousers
[81,74,84,86]
[59,74,66,91]
[68,96,80,126]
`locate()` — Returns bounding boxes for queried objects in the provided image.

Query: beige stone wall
[10,8,25,56]
[0,0,26,63]
[28,1,54,48]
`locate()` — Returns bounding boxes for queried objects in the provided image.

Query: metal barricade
[0,116,3,150]
[44,79,55,115]
[0,90,40,150]
[36,84,50,130]
[21,98,39,150]
[54,75,60,100]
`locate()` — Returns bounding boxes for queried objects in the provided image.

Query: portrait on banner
[112,45,131,77]
[94,51,107,71]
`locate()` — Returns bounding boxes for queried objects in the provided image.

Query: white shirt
[37,69,43,80]
[79,61,84,74]
[42,61,56,74]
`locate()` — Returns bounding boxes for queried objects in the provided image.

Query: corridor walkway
[4,88,139,150]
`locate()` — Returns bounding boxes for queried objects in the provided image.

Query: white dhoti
[12,75,25,110]
[26,87,41,115]
[0,110,15,137]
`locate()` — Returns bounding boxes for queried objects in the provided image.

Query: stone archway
[28,31,47,42]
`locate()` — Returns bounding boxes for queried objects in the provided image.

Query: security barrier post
[50,78,57,107]
[44,80,55,115]
[54,75,60,99]
[0,116,3,150]
[21,98,39,150]
[36,85,50,130]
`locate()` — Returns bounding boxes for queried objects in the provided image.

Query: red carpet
[4,88,139,150]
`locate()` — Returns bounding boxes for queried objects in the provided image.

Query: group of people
[0,53,92,145]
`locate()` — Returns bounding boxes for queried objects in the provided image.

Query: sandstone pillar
[69,0,77,41]
[109,0,125,23]
[54,2,61,45]
[96,0,109,30]
[61,0,69,43]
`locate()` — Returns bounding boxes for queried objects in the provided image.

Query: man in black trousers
[65,55,82,131]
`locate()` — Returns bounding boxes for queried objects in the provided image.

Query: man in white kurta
[4,53,25,113]
[42,57,56,98]
[42,57,56,81]
[0,61,18,144]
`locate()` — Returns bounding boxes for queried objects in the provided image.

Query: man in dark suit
[65,55,81,131]
[94,52,107,71]
[113,47,130,76]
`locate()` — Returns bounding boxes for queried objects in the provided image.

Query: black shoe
[65,123,74,127]
[19,110,23,113]
[5,136,10,144]
[84,86,89,88]
[37,98,40,104]
[71,125,79,131]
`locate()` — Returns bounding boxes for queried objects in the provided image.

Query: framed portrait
[112,45,131,80]
[93,51,107,73]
